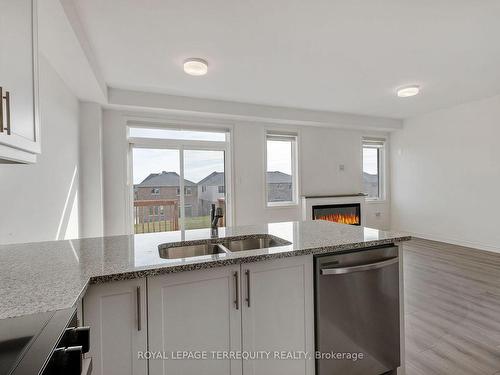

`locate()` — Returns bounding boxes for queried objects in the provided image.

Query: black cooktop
[0,308,77,375]
[0,311,55,375]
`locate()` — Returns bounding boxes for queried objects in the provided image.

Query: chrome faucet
[210,204,223,237]
[210,204,224,229]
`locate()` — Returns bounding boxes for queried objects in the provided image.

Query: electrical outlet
[339,164,345,171]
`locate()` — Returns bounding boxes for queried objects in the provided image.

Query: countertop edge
[0,234,411,320]
[88,236,411,284]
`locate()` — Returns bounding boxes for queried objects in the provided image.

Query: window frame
[264,132,299,207]
[127,122,233,233]
[362,138,386,202]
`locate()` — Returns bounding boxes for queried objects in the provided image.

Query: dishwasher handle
[320,257,398,275]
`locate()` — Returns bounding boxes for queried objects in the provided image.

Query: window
[176,187,191,195]
[362,138,385,200]
[129,127,226,141]
[130,127,231,233]
[265,133,298,206]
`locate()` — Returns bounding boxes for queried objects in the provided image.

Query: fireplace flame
[315,213,360,225]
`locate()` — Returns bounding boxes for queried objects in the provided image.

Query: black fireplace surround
[312,203,361,226]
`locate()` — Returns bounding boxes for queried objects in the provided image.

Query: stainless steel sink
[158,235,290,259]
[221,235,291,252]
[158,243,226,259]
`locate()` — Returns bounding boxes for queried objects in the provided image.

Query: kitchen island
[0,220,411,375]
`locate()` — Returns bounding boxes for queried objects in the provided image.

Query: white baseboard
[401,230,500,254]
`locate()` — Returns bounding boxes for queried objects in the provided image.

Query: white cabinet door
[83,278,148,375]
[0,0,40,161]
[242,255,315,375]
[148,265,242,375]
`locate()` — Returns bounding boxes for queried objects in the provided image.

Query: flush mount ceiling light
[183,58,208,76]
[397,85,420,98]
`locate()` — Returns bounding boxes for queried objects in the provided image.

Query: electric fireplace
[301,194,366,226]
[312,203,361,226]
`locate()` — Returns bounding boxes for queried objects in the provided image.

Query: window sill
[266,201,299,209]
[365,199,387,204]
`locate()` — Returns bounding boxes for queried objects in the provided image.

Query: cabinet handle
[136,286,142,331]
[4,91,10,135]
[0,87,3,133]
[233,271,239,310]
[245,270,251,307]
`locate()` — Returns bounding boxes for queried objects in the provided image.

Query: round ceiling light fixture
[183,58,208,76]
[397,85,420,98]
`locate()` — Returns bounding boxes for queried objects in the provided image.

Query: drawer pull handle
[136,286,142,331]
[0,88,10,135]
[4,91,10,135]
[245,270,251,307]
[233,271,239,310]
[0,87,3,133]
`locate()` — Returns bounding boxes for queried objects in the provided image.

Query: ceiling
[73,0,500,119]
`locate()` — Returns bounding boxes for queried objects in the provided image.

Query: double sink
[158,234,291,260]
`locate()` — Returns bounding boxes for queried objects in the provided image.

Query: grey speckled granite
[0,220,410,320]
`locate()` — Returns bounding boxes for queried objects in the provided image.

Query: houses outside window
[362,138,385,200]
[176,187,193,195]
[130,126,231,233]
[265,132,298,206]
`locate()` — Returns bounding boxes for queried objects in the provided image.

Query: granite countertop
[0,220,410,320]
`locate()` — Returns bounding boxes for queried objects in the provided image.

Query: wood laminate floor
[403,238,500,375]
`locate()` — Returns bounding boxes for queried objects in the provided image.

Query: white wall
[391,94,500,252]
[0,56,80,244]
[79,102,104,237]
[232,123,300,225]
[301,127,391,230]
[101,112,391,235]
[234,123,390,228]
[102,110,130,236]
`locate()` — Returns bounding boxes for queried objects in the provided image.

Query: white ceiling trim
[107,88,402,131]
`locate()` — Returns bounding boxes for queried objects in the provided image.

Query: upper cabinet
[0,0,40,163]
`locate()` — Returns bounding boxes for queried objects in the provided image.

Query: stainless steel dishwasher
[314,245,400,375]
